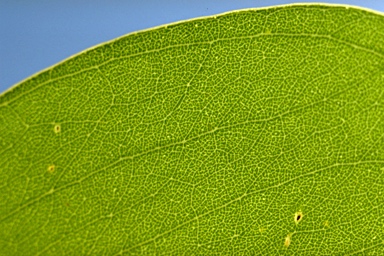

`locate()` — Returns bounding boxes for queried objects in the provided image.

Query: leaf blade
[1,4,384,255]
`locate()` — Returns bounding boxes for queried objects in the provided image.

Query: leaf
[1,4,384,255]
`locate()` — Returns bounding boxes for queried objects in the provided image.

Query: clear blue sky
[1,0,384,93]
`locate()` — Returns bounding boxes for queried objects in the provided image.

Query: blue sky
[1,0,384,93]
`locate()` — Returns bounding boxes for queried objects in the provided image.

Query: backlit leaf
[1,4,384,255]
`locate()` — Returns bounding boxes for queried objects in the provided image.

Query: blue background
[1,0,384,93]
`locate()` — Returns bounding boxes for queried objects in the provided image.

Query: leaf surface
[1,4,384,255]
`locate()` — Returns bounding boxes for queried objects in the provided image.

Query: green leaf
[1,4,384,255]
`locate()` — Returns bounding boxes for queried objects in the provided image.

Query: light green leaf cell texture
[1,4,384,255]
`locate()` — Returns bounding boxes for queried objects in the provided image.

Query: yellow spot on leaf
[48,165,55,173]
[284,234,292,248]
[324,220,329,227]
[54,124,61,133]
[294,211,303,224]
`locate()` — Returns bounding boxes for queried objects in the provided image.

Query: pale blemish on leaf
[47,165,55,173]
[284,233,292,248]
[294,211,303,224]
[54,124,61,133]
